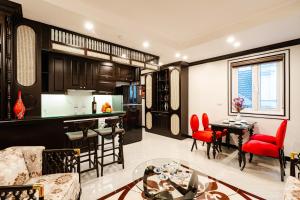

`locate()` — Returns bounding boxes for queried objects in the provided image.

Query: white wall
[189,45,300,154]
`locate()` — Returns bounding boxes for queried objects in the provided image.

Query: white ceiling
[12,0,300,64]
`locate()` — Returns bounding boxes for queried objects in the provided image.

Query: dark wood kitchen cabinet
[116,65,135,82]
[48,53,65,92]
[92,63,116,94]
[65,57,93,90]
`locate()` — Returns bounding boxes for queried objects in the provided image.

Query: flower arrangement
[233,97,245,113]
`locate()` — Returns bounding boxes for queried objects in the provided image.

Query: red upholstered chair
[250,126,287,168]
[190,114,225,159]
[202,113,227,149]
[241,120,288,181]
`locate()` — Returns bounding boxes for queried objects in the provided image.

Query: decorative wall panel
[170,69,180,110]
[52,43,85,55]
[146,75,152,109]
[17,25,36,86]
[170,114,180,135]
[146,112,152,129]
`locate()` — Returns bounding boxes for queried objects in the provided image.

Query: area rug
[98,167,265,200]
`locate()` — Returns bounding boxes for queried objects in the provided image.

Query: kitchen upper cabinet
[48,54,65,92]
[116,65,134,82]
[92,63,115,93]
[98,64,115,81]
[65,57,93,90]
[44,53,140,93]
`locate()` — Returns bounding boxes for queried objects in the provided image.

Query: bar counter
[0,111,126,149]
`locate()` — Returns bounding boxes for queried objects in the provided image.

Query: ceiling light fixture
[233,41,241,48]
[182,55,188,60]
[159,62,163,66]
[175,53,181,58]
[84,21,94,31]
[226,36,235,43]
[143,41,150,48]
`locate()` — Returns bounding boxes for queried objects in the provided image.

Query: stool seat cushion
[65,130,98,140]
[97,127,125,136]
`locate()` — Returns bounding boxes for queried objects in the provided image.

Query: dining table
[210,120,256,166]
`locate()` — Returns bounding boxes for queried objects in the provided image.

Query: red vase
[13,90,26,119]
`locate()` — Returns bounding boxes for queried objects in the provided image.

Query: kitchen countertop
[0,111,126,125]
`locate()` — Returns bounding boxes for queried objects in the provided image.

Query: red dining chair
[202,113,227,150]
[241,120,288,181]
[249,126,287,168]
[190,114,224,159]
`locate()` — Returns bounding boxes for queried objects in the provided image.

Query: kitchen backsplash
[41,91,123,117]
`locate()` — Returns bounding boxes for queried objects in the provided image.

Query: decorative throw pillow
[0,148,30,186]
[284,176,300,200]
[13,146,45,178]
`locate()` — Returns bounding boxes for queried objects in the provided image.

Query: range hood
[67,89,96,94]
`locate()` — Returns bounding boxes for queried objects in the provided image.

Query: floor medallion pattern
[98,165,265,200]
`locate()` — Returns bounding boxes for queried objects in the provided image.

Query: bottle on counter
[92,97,97,114]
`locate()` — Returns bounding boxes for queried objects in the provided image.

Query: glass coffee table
[133,158,203,199]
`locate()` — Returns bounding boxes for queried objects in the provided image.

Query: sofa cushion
[284,176,300,200]
[26,173,80,200]
[10,146,45,178]
[0,148,30,186]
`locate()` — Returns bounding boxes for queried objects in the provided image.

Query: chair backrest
[202,113,210,130]
[190,114,199,133]
[276,119,288,149]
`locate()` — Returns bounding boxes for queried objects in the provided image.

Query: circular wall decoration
[146,112,152,129]
[17,25,36,87]
[170,114,180,135]
[170,69,180,110]
[146,75,152,109]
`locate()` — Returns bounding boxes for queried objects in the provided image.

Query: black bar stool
[95,116,125,176]
[65,119,99,177]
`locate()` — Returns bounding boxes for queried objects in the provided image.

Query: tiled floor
[81,130,286,200]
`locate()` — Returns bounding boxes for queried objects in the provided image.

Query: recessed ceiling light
[175,52,181,58]
[182,55,188,60]
[143,41,150,48]
[159,62,163,66]
[227,36,235,44]
[121,53,127,58]
[233,41,241,48]
[84,21,94,31]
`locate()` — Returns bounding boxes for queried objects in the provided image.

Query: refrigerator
[115,83,142,144]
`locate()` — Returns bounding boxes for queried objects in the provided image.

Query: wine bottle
[92,97,97,114]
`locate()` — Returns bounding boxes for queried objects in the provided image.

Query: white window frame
[228,49,290,119]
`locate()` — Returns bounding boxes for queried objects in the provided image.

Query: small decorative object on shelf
[101,102,112,113]
[13,90,26,119]
[233,97,245,121]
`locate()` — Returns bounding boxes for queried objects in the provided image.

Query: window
[229,50,290,119]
